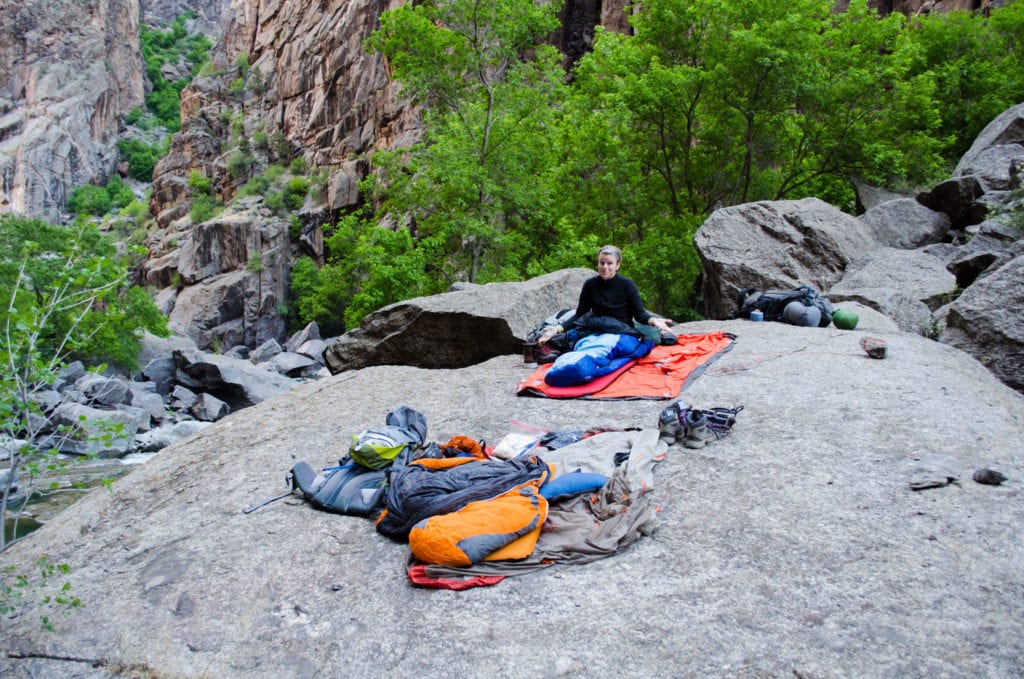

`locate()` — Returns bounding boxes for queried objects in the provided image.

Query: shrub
[190,194,220,223]
[226,151,254,180]
[187,170,212,195]
[67,185,112,216]
[237,174,271,198]
[104,176,134,208]
[117,139,162,181]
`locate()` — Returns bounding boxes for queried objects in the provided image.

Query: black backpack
[732,285,833,327]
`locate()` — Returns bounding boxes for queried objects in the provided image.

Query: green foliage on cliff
[138,15,212,133]
[289,0,1022,330]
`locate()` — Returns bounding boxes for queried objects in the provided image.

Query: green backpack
[350,429,413,469]
[348,405,428,470]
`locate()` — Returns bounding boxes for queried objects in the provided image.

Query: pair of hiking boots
[658,403,711,449]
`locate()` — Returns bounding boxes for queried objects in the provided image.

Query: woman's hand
[538,325,562,344]
[649,317,674,333]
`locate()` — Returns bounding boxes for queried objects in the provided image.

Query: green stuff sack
[350,428,412,470]
[832,308,859,330]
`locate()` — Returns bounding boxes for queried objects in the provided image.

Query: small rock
[973,468,1008,486]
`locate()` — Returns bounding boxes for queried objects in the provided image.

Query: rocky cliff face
[141,0,632,352]
[0,0,145,222]
[139,0,230,34]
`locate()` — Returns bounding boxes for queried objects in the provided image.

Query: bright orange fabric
[516,330,735,400]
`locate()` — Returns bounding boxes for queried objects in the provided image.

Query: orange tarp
[516,330,735,400]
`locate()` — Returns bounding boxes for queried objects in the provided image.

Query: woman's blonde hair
[597,245,622,263]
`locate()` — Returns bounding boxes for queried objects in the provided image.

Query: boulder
[857,198,950,249]
[167,271,246,351]
[4,318,1023,677]
[170,385,199,411]
[141,357,177,396]
[190,393,231,422]
[249,339,283,364]
[296,339,328,364]
[939,254,1024,392]
[136,332,199,375]
[47,402,140,457]
[937,219,1024,288]
[74,374,130,408]
[127,384,166,425]
[916,175,987,230]
[324,268,594,374]
[264,352,318,377]
[915,103,1024,231]
[694,198,879,319]
[284,322,321,353]
[172,348,296,409]
[954,102,1024,188]
[827,248,957,335]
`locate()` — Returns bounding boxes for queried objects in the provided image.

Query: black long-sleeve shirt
[562,274,653,330]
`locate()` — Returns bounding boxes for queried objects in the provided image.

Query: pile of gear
[259,403,741,589]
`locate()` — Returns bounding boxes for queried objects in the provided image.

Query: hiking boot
[534,344,560,364]
[658,403,683,444]
[684,409,708,449]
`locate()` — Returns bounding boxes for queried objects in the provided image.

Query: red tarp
[516,330,735,400]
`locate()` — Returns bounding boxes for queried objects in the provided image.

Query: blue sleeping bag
[544,333,655,387]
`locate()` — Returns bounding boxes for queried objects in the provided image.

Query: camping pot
[523,342,537,364]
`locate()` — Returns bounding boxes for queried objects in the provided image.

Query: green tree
[290,215,433,334]
[366,0,569,285]
[67,185,112,216]
[907,3,1024,162]
[1,215,168,554]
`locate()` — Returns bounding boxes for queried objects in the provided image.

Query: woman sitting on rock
[538,245,675,348]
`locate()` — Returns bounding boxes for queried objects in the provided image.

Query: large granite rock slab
[939,255,1024,392]
[324,268,593,373]
[857,197,950,249]
[3,319,1023,677]
[694,198,879,320]
[827,248,957,334]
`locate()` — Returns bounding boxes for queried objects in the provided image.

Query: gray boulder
[141,357,177,396]
[47,402,140,457]
[915,175,987,230]
[126,385,166,427]
[939,255,1024,392]
[264,352,318,377]
[4,319,1023,677]
[296,339,328,364]
[827,248,957,335]
[173,349,297,408]
[74,374,130,408]
[918,103,1024,228]
[954,102,1024,189]
[324,268,593,374]
[935,219,1024,288]
[190,393,231,422]
[170,385,199,412]
[135,332,199,375]
[694,197,879,319]
[857,198,950,249]
[284,322,321,353]
[249,339,283,364]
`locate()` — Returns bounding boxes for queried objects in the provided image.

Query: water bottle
[750,309,764,322]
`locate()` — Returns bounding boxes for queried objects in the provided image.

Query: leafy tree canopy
[0,215,168,371]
